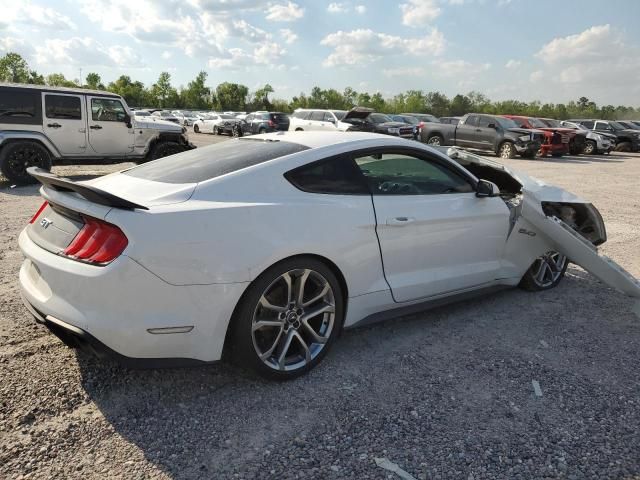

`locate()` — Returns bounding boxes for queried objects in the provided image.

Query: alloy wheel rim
[500,144,512,158]
[251,269,335,372]
[7,147,47,178]
[530,251,567,288]
[584,142,594,154]
[428,136,441,146]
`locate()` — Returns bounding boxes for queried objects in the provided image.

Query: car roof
[256,131,411,149]
[0,82,120,98]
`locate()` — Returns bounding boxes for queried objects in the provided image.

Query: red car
[502,115,572,157]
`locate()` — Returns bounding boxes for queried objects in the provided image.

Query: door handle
[47,123,62,129]
[90,125,102,130]
[386,216,415,226]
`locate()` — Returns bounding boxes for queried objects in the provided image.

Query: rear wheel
[231,124,243,137]
[615,141,631,152]
[0,141,52,185]
[498,141,516,159]
[230,257,344,380]
[258,127,267,135]
[149,141,187,160]
[426,134,443,146]
[519,251,568,291]
[583,140,596,155]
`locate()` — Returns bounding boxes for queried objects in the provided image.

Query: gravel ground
[1,133,639,479]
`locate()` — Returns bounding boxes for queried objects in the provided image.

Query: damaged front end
[439,146,640,299]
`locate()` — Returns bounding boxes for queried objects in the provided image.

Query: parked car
[420,113,543,159]
[341,107,415,139]
[244,112,290,134]
[568,119,640,152]
[0,83,194,184]
[289,109,349,132]
[503,115,574,157]
[193,114,244,136]
[132,110,152,118]
[20,132,639,379]
[558,121,615,155]
[171,110,199,126]
[402,113,439,124]
[390,114,420,139]
[151,110,181,124]
[616,120,640,131]
[439,116,462,125]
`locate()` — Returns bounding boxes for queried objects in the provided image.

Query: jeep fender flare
[0,131,61,158]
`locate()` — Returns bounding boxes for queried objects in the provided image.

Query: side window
[369,114,388,124]
[292,111,308,119]
[91,98,126,122]
[245,114,254,122]
[477,116,494,128]
[463,115,479,127]
[0,89,41,125]
[261,113,270,120]
[581,121,594,129]
[323,112,336,123]
[354,152,474,195]
[285,155,369,195]
[310,111,325,121]
[45,95,81,120]
[595,121,610,130]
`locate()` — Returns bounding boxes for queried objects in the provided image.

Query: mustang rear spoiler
[27,167,148,211]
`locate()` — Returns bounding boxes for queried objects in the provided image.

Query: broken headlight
[542,202,607,246]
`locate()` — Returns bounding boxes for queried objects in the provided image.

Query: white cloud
[5,2,76,30]
[208,43,287,70]
[34,37,145,68]
[279,28,298,44]
[505,59,521,69]
[321,28,445,67]
[265,2,304,22]
[355,5,366,13]
[0,37,35,58]
[400,0,441,27]
[531,24,640,102]
[161,50,172,60]
[432,59,490,77]
[328,3,347,13]
[383,67,425,77]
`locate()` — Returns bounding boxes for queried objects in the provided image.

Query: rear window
[0,88,41,125]
[271,113,289,123]
[124,138,309,184]
[292,111,310,119]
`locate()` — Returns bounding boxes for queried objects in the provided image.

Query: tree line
[1,52,638,120]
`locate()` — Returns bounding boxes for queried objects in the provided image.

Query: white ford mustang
[19,132,640,379]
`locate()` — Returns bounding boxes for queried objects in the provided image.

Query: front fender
[0,130,62,158]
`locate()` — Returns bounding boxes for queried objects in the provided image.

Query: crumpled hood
[133,117,183,132]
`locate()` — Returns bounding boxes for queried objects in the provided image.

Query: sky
[2,0,640,106]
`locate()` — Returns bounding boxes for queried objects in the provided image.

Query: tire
[230,257,344,380]
[498,141,516,159]
[518,251,568,292]
[614,141,631,152]
[149,141,187,160]
[583,140,596,155]
[0,141,52,185]
[258,127,267,135]
[295,128,304,132]
[426,134,443,146]
[551,153,564,158]
[193,124,200,133]
[231,124,243,138]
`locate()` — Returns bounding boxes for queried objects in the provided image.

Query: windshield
[332,110,347,120]
[183,112,196,118]
[608,121,625,131]
[528,118,547,128]
[495,117,519,129]
[542,118,561,127]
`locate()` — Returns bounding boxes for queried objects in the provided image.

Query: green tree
[28,70,45,85]
[107,75,150,107]
[252,83,275,110]
[0,52,31,83]
[85,72,105,90]
[45,73,77,87]
[149,72,178,108]
[181,71,211,109]
[450,94,473,116]
[342,87,357,108]
[215,82,249,110]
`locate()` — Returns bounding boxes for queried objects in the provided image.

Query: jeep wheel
[582,140,596,155]
[150,141,186,160]
[0,141,52,185]
[193,124,200,133]
[498,142,516,159]
[426,134,443,146]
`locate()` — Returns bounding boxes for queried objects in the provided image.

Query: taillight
[30,201,49,224]
[63,217,128,264]
[268,120,275,127]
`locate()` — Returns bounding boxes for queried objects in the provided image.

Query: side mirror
[487,123,496,129]
[124,113,132,128]
[476,179,500,198]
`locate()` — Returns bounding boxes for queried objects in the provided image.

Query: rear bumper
[18,228,248,363]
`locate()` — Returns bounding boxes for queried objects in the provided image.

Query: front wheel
[0,141,52,185]
[149,141,187,160]
[426,134,443,146]
[193,124,200,133]
[582,140,596,155]
[230,258,344,380]
[498,142,516,159]
[519,251,568,291]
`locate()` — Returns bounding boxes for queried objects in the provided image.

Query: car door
[475,115,500,149]
[353,149,510,302]
[42,93,87,156]
[455,115,480,148]
[87,96,134,155]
